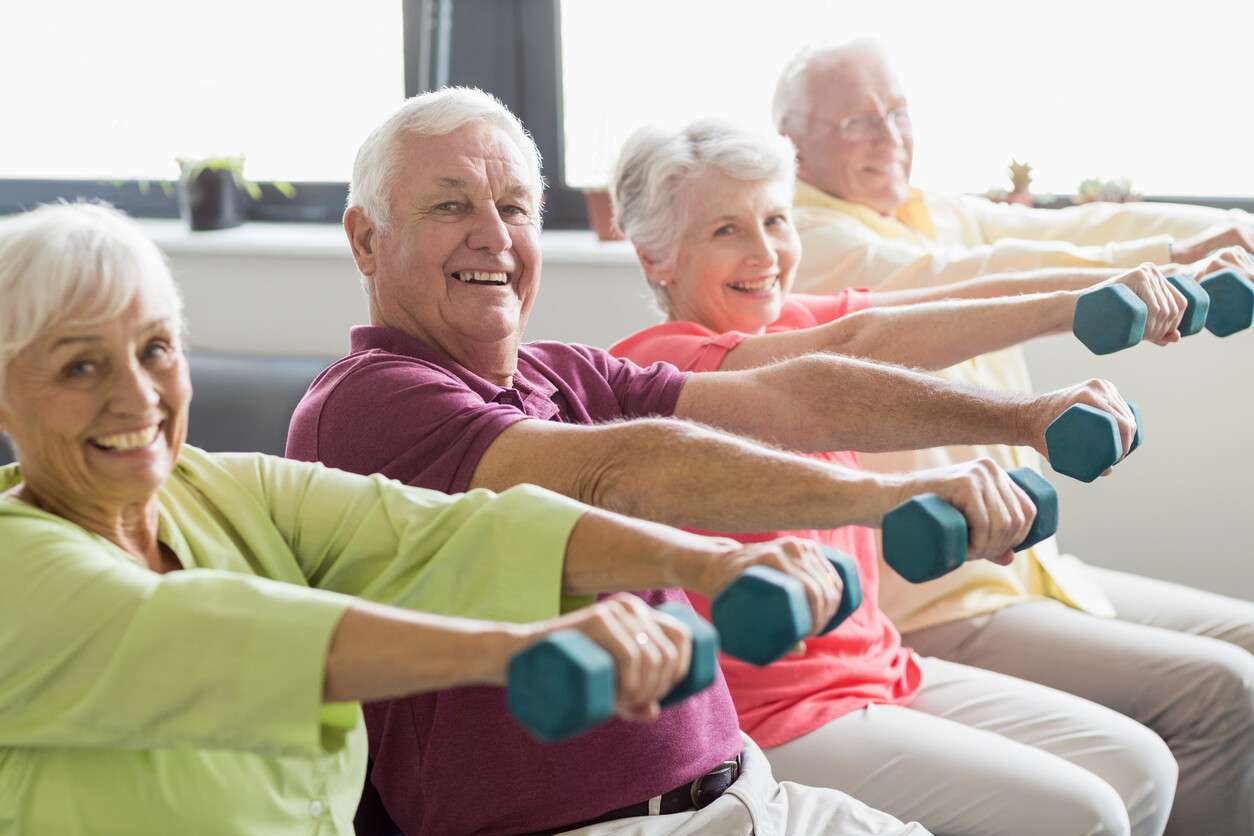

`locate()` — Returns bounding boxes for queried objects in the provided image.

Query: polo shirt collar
[349,325,560,418]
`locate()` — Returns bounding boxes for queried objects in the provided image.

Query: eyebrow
[49,317,172,350]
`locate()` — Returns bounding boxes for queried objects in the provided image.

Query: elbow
[571,418,703,523]
[822,311,888,363]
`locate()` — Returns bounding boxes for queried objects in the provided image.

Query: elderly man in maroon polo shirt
[286,87,1137,836]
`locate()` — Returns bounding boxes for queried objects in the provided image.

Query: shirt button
[309,800,326,817]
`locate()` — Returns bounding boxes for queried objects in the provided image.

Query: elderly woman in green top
[0,203,785,835]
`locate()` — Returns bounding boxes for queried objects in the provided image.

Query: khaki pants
[905,566,1254,836]
[766,656,1176,836]
[559,734,929,836]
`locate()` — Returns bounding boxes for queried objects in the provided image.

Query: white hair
[347,86,544,233]
[772,39,888,136]
[0,202,183,403]
[611,118,797,302]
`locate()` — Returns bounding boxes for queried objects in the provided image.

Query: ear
[635,245,675,290]
[343,206,379,278]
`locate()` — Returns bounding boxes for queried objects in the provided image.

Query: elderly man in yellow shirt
[772,39,1254,836]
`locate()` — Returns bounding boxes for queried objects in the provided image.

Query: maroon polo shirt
[286,325,743,836]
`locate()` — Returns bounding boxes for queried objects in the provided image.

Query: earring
[657,279,668,287]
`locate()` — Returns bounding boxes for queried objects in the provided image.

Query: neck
[372,310,520,388]
[450,335,519,388]
[19,481,163,568]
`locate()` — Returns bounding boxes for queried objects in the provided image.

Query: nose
[109,358,160,415]
[466,203,511,254]
[875,113,907,149]
[744,226,778,270]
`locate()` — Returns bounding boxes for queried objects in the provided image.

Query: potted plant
[176,155,294,231]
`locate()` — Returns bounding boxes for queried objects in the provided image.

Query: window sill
[138,220,638,266]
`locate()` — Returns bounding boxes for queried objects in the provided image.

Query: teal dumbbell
[710,546,863,667]
[1166,274,1211,337]
[881,467,1059,584]
[506,601,718,743]
[1201,270,1254,337]
[1073,285,1147,355]
[1044,400,1142,483]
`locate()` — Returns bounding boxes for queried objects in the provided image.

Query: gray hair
[772,39,888,136]
[347,86,544,233]
[611,119,797,308]
[0,202,183,403]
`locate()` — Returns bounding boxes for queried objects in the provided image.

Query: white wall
[155,221,1253,601]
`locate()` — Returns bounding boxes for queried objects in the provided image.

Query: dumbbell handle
[506,602,717,743]
[882,467,1059,584]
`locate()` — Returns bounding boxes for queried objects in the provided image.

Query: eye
[765,214,788,227]
[713,224,735,237]
[433,201,464,213]
[62,359,97,379]
[142,338,175,363]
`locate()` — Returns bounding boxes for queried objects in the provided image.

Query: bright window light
[561,0,1254,197]
[0,1,404,182]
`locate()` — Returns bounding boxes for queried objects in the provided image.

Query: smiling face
[0,294,190,515]
[650,168,800,334]
[791,52,913,216]
[353,120,543,367]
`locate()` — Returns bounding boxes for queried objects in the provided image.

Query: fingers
[584,594,685,723]
[768,538,841,636]
[734,538,842,637]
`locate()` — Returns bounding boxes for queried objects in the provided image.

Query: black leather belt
[539,753,742,834]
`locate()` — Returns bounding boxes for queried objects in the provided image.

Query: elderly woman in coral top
[607,121,1191,836]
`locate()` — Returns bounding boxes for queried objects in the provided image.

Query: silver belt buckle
[689,757,740,809]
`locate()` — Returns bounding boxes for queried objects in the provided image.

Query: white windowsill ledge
[138,219,637,266]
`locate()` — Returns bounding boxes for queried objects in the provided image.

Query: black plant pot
[180,168,245,231]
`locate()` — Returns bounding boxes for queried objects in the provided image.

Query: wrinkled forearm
[826,291,1075,370]
[678,354,1027,455]
[324,603,529,701]
[870,267,1118,303]
[571,418,898,533]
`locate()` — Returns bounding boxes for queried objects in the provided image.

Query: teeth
[729,277,778,292]
[455,271,509,285]
[92,425,160,451]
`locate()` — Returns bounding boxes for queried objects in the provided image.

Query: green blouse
[0,446,587,835]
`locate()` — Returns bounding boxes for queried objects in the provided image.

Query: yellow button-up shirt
[793,180,1248,633]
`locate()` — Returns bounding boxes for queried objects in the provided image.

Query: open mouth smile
[727,276,779,294]
[451,270,510,286]
[89,423,162,452]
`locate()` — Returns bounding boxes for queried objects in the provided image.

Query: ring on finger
[634,631,651,647]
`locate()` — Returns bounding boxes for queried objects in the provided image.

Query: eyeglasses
[824,108,912,142]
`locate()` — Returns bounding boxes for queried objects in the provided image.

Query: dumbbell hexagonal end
[654,602,719,708]
[1045,404,1121,483]
[1126,399,1143,455]
[819,548,863,633]
[1166,274,1211,337]
[1007,467,1059,551]
[1201,270,1254,337]
[882,494,968,583]
[711,566,809,667]
[507,630,614,743]
[1073,285,1148,355]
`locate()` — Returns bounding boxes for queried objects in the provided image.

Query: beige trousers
[765,656,1176,836]
[559,734,930,836]
[905,566,1254,836]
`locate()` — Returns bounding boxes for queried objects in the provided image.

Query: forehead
[684,169,791,223]
[807,55,906,120]
[41,296,175,345]
[396,121,538,195]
